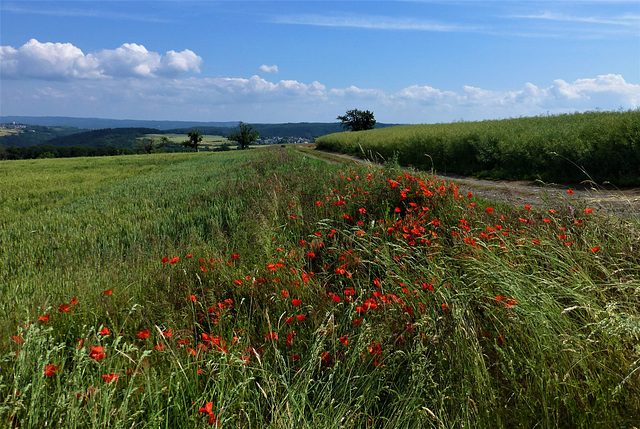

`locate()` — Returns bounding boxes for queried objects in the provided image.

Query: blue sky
[1,1,639,124]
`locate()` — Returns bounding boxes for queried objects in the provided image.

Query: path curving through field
[291,145,640,218]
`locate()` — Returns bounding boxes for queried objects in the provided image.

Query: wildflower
[137,330,150,339]
[590,246,600,252]
[567,189,574,195]
[199,402,219,425]
[485,207,494,214]
[103,289,113,295]
[99,327,110,336]
[339,335,349,345]
[281,290,289,298]
[59,304,70,312]
[188,295,197,302]
[286,332,296,346]
[306,251,315,258]
[584,208,594,214]
[265,332,278,340]
[38,314,50,322]
[12,335,23,344]
[368,343,382,355]
[169,257,179,264]
[525,204,532,210]
[359,208,366,214]
[101,372,119,383]
[44,364,59,377]
[296,314,306,321]
[89,346,106,361]
[70,297,78,305]
[291,298,301,306]
[161,257,169,263]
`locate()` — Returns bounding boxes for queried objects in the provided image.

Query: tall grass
[315,109,640,185]
[1,148,639,427]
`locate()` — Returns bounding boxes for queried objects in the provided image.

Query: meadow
[144,134,234,150]
[315,110,640,186]
[1,148,639,428]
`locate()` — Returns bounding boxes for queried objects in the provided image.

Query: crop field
[144,133,234,150]
[316,110,640,186]
[1,148,639,427]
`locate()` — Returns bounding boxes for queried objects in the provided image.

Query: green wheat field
[1,145,639,428]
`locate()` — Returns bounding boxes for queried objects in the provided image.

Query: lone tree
[228,122,259,150]
[337,109,376,131]
[182,129,203,152]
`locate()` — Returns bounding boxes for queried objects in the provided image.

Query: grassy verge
[1,148,639,427]
[315,109,640,186]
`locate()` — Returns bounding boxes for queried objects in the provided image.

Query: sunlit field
[2,148,639,428]
[316,110,640,186]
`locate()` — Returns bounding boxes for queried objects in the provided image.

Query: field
[1,148,640,428]
[316,110,640,186]
[0,129,20,137]
[144,133,235,150]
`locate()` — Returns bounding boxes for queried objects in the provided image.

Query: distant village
[0,122,33,131]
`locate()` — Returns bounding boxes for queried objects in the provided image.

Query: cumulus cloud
[0,39,202,80]
[258,64,278,74]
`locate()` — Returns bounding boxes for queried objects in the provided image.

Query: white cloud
[1,40,637,124]
[259,64,279,74]
[0,39,202,80]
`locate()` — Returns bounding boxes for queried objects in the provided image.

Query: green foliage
[0,125,87,147]
[228,122,260,150]
[1,149,639,427]
[317,109,640,185]
[338,109,377,131]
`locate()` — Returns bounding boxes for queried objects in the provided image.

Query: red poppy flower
[339,335,349,345]
[291,298,301,306]
[296,314,306,321]
[525,205,532,211]
[567,189,574,195]
[161,257,169,263]
[99,327,110,336]
[281,290,289,298]
[306,251,315,258]
[59,304,70,312]
[485,207,494,214]
[89,346,106,361]
[265,332,278,340]
[103,289,113,295]
[101,372,118,383]
[44,364,59,376]
[188,295,197,302]
[70,297,78,305]
[39,314,50,322]
[12,335,23,343]
[286,332,296,346]
[137,329,150,339]
[590,246,600,252]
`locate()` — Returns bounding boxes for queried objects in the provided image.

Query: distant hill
[2,116,401,138]
[0,124,87,147]
[45,127,159,148]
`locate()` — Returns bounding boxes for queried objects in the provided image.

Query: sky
[1,0,639,124]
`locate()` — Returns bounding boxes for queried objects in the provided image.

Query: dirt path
[293,146,640,217]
